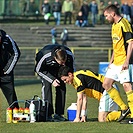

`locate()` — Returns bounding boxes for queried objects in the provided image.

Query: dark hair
[54,49,67,61]
[58,66,73,78]
[104,4,120,15]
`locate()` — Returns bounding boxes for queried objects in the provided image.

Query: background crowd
[36,0,133,27]
[1,0,133,27]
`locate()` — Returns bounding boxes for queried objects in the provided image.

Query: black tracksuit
[35,44,75,117]
[0,29,20,109]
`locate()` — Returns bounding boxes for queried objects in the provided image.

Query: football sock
[126,90,133,118]
[106,111,121,122]
[107,87,127,110]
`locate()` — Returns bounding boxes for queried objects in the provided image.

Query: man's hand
[73,117,80,122]
[80,116,87,122]
[122,61,129,70]
[52,79,60,87]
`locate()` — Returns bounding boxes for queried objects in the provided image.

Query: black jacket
[42,3,51,14]
[52,2,62,12]
[0,30,20,76]
[35,44,75,83]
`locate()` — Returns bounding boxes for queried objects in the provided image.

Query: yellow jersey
[112,17,133,65]
[72,70,105,101]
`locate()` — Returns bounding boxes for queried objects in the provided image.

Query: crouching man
[58,66,130,122]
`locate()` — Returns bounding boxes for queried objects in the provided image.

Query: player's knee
[102,82,112,91]
[123,82,132,92]
[98,113,107,122]
[102,83,108,90]
[98,117,106,122]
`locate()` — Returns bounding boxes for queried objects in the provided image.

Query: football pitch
[0,80,133,133]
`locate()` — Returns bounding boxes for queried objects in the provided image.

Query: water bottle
[29,101,36,123]
[12,107,19,123]
[6,108,12,123]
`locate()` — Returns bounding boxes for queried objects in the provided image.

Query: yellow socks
[126,90,133,118]
[106,111,121,122]
[107,87,127,110]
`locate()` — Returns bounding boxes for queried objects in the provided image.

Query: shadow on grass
[87,118,98,122]
[14,79,41,86]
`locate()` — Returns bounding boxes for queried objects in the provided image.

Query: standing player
[103,4,133,124]
[58,66,129,122]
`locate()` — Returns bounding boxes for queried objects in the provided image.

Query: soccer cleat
[47,116,54,122]
[120,118,133,124]
[117,108,130,122]
[53,114,68,121]
[129,118,133,124]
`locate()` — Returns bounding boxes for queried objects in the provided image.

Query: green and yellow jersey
[72,70,105,101]
[112,17,133,65]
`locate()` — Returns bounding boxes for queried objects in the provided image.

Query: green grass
[0,81,133,133]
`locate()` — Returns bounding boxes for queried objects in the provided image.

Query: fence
[0,0,121,18]
[0,0,45,17]
[14,47,112,79]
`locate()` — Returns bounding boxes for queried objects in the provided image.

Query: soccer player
[58,66,129,122]
[103,4,133,124]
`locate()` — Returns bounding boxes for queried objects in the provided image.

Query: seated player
[58,66,130,122]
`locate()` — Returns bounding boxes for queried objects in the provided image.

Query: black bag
[25,95,48,122]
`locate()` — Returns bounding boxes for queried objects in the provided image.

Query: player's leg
[102,64,128,111]
[41,78,54,121]
[0,74,19,109]
[98,89,121,122]
[118,65,133,123]
[54,80,67,121]
[80,94,87,122]
[103,78,128,111]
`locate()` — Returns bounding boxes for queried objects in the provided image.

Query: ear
[68,72,73,77]
[111,12,115,17]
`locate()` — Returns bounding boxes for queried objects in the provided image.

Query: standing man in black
[42,0,51,25]
[35,43,75,121]
[0,29,20,109]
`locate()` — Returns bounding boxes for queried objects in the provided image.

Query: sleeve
[121,6,123,14]
[77,86,85,94]
[60,3,62,12]
[35,52,56,83]
[52,4,54,12]
[121,21,133,42]
[3,35,20,74]
[62,1,65,12]
[49,4,51,13]
[73,74,85,93]
[96,5,98,14]
[70,1,73,12]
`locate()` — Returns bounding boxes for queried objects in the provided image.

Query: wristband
[81,110,87,116]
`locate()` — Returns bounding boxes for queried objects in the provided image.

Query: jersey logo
[112,34,120,44]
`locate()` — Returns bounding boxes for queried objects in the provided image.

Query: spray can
[24,107,30,114]
[12,107,19,123]
[6,108,12,123]
[29,101,36,123]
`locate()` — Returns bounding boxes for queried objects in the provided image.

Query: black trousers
[41,78,66,117]
[64,11,72,24]
[0,73,19,109]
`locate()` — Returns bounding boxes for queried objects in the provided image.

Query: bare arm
[80,94,87,122]
[73,92,83,122]
[108,51,114,68]
[122,41,133,70]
